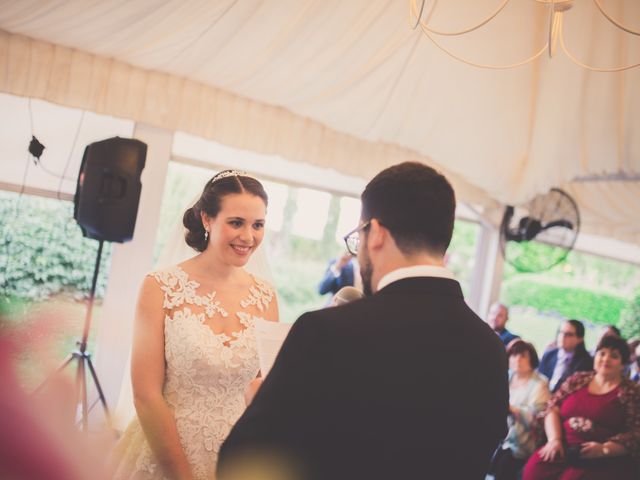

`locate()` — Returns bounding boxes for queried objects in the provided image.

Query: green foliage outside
[619,289,640,340]
[502,278,627,326]
[504,241,571,273]
[265,190,349,322]
[447,220,479,297]
[506,307,601,355]
[0,192,107,388]
[503,246,640,297]
[271,258,327,322]
[501,245,640,336]
[0,191,112,301]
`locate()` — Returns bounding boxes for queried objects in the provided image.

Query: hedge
[619,289,640,339]
[502,278,628,326]
[0,192,111,301]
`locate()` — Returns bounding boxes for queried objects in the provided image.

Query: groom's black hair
[360,161,456,256]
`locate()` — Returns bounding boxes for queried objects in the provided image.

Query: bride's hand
[244,378,263,406]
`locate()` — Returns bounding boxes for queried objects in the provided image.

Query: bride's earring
[204,229,209,242]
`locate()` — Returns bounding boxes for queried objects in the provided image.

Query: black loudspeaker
[74,137,147,243]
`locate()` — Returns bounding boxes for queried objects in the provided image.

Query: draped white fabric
[0,0,638,243]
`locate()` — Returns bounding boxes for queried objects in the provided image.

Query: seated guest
[487,302,520,347]
[490,340,550,480]
[523,335,640,480]
[539,320,593,392]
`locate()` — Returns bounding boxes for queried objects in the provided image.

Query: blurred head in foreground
[0,300,112,480]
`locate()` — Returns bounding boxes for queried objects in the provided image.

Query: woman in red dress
[523,335,640,480]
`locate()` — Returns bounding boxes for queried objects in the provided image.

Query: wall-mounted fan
[499,188,580,273]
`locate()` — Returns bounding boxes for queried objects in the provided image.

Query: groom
[217,162,509,480]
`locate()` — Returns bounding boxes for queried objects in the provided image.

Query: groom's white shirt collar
[377,265,455,292]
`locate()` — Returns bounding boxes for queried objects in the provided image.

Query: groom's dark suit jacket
[218,277,509,480]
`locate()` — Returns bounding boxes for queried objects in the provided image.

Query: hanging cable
[592,0,640,36]
[37,163,77,182]
[560,27,640,72]
[410,0,639,72]
[410,0,428,29]
[420,23,548,69]
[410,0,512,36]
[56,110,85,200]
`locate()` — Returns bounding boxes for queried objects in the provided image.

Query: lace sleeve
[146,271,174,310]
[147,267,201,310]
[241,276,275,312]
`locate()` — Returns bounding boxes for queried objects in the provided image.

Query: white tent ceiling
[0,0,639,244]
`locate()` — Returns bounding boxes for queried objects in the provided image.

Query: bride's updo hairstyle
[183,170,268,252]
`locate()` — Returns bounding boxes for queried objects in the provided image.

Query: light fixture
[410,0,640,71]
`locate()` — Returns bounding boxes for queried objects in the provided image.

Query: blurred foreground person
[0,307,110,480]
[217,162,509,480]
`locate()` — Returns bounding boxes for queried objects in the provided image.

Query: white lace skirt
[111,416,218,480]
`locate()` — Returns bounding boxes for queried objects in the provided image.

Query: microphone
[331,286,364,307]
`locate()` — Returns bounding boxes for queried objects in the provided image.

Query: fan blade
[540,219,574,231]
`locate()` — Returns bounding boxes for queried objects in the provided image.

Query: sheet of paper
[254,319,293,377]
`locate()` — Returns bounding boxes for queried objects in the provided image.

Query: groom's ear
[367,219,387,251]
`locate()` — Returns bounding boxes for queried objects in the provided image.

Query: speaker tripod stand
[36,239,111,432]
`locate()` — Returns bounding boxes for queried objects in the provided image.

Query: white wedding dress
[112,265,276,480]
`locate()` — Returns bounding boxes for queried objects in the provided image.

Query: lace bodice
[113,265,276,480]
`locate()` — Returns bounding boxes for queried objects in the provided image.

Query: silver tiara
[211,170,258,184]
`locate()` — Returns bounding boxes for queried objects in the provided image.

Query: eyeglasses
[558,330,577,337]
[343,220,371,256]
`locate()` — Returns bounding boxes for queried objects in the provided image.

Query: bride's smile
[203,192,266,267]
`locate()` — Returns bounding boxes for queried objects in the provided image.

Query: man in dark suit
[538,319,593,392]
[318,252,355,296]
[217,162,509,480]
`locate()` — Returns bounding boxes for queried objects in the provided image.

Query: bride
[112,170,279,480]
